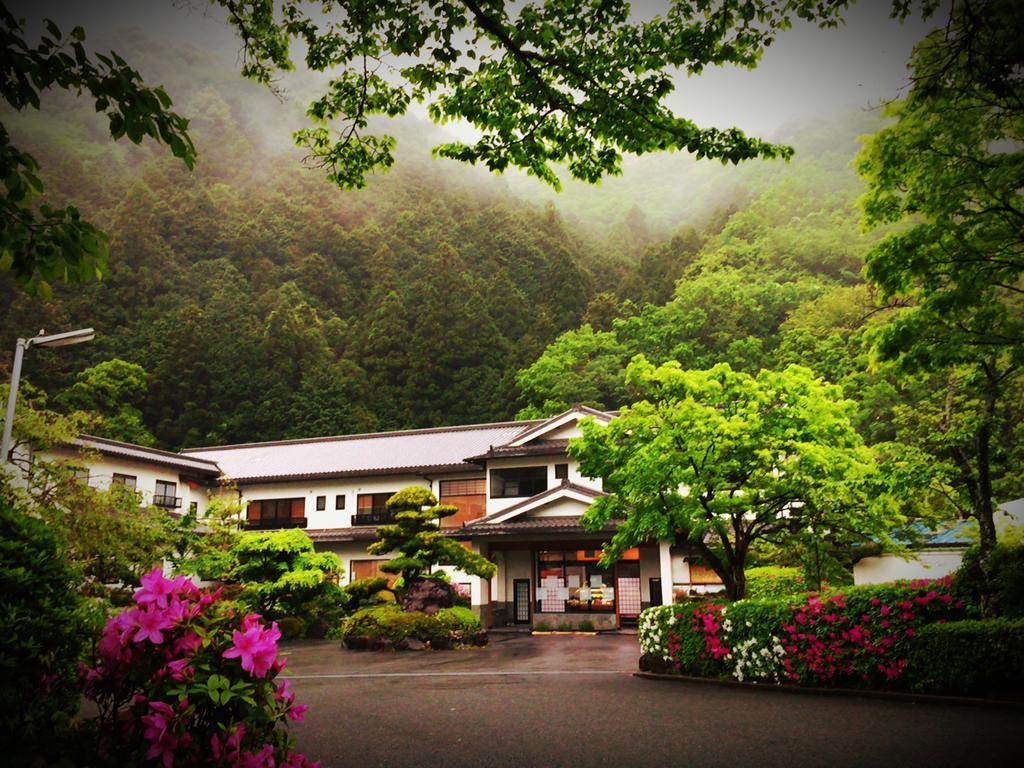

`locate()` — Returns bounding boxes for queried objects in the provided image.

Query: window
[490,467,547,498]
[188,501,198,515]
[154,480,180,508]
[335,494,346,510]
[350,559,395,585]
[439,478,485,496]
[246,498,306,529]
[353,493,396,525]
[316,495,326,511]
[438,478,486,527]
[554,463,568,480]
[112,473,137,490]
[536,550,615,613]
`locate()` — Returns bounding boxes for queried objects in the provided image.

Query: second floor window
[353,493,395,525]
[490,467,548,498]
[246,498,306,529]
[154,480,180,508]
[112,473,137,490]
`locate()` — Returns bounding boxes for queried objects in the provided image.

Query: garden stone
[397,637,427,651]
[401,577,455,615]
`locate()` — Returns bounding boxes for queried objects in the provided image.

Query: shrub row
[340,604,484,648]
[906,618,1024,696]
[639,578,970,691]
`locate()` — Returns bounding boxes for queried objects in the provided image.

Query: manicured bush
[579,620,596,632]
[80,567,318,766]
[639,578,967,689]
[744,567,807,600]
[277,616,308,641]
[340,604,484,647]
[340,577,390,608]
[0,494,96,765]
[533,621,551,632]
[906,618,1024,696]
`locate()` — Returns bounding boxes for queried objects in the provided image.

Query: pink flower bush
[644,577,967,690]
[81,567,319,767]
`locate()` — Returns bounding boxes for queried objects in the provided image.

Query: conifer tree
[368,487,496,582]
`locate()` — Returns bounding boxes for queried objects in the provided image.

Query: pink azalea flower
[287,703,309,722]
[134,606,174,644]
[173,629,203,657]
[224,621,281,678]
[237,744,276,768]
[136,568,176,610]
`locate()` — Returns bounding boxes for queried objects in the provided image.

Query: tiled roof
[305,527,379,543]
[73,435,221,477]
[182,420,540,483]
[464,439,570,461]
[455,516,618,537]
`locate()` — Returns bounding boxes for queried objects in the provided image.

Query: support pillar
[659,540,674,606]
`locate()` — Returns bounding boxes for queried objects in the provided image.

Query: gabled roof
[464,439,569,462]
[455,516,619,538]
[182,420,540,483]
[467,480,606,526]
[71,435,222,478]
[503,404,613,448]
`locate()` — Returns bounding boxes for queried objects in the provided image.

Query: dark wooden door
[513,579,531,624]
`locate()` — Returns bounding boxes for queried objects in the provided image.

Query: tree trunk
[975,363,1000,556]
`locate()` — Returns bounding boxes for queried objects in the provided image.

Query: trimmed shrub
[745,567,807,600]
[340,605,484,647]
[277,616,308,641]
[340,577,390,609]
[639,577,967,689]
[579,620,596,632]
[906,618,1024,696]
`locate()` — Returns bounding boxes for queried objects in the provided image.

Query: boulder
[397,637,427,651]
[401,577,455,615]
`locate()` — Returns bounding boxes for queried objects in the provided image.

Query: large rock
[401,577,455,615]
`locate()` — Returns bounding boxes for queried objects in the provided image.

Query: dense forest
[1,23,1019,528]
[0,29,871,449]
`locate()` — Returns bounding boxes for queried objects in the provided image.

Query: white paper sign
[603,588,615,602]
[578,586,592,602]
[556,588,569,600]
[590,575,604,588]
[567,575,581,588]
[535,587,548,600]
[543,576,560,588]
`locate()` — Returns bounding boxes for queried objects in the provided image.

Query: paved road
[281,634,1022,768]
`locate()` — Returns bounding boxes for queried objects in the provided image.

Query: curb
[633,672,1024,709]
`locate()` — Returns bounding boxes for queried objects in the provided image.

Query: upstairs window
[246,498,306,529]
[353,493,396,525]
[490,467,547,498]
[335,494,346,510]
[554,463,568,480]
[316,495,326,511]
[112,473,137,490]
[154,480,181,508]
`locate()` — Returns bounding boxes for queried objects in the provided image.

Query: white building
[51,406,723,629]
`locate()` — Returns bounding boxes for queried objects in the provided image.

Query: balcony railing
[351,508,395,526]
[245,517,308,530]
[153,494,183,509]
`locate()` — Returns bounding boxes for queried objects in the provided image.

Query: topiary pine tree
[368,487,496,583]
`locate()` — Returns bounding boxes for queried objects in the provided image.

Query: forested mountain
[0,29,890,451]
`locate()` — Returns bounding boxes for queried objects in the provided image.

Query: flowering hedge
[81,567,318,767]
[639,577,967,690]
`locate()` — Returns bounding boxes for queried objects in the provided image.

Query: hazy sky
[12,0,938,140]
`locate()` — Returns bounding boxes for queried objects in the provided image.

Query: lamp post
[1,328,95,467]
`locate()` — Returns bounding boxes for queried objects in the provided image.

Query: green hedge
[340,604,482,646]
[954,542,1024,619]
[744,567,807,600]
[906,618,1024,696]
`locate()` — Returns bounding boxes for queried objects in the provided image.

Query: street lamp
[1,328,95,466]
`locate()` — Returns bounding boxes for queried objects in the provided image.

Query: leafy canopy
[218,0,853,189]
[0,2,195,294]
[570,358,905,600]
[368,486,496,581]
[231,528,344,617]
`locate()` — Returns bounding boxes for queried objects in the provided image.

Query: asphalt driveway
[280,634,1021,768]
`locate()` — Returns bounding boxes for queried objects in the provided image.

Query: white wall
[44,447,210,516]
[854,549,965,585]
